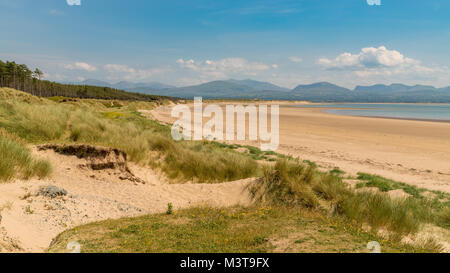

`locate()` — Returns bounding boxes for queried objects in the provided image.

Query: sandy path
[0,148,254,252]
[147,103,450,193]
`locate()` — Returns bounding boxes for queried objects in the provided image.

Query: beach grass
[0,129,51,182]
[250,159,447,239]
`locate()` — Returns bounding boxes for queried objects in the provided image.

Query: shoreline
[282,104,450,124]
[149,103,450,193]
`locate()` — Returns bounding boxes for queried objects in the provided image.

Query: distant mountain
[289,82,354,102]
[293,82,350,93]
[61,78,450,102]
[147,80,262,99]
[80,79,111,87]
[129,80,450,102]
[113,81,175,91]
[354,84,437,93]
[226,79,290,92]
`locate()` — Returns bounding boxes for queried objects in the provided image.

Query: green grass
[357,173,426,198]
[357,173,450,207]
[47,206,439,253]
[0,129,51,182]
[329,168,345,176]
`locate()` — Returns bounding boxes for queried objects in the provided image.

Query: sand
[147,103,450,193]
[0,147,254,252]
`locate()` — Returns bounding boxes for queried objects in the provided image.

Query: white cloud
[316,46,441,78]
[289,56,303,63]
[313,46,450,87]
[66,0,81,6]
[104,64,169,81]
[317,46,419,69]
[175,57,275,84]
[64,62,97,72]
[104,64,136,74]
[176,57,273,81]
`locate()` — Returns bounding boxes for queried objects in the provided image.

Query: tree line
[0,59,173,102]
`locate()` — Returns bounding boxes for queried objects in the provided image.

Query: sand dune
[0,146,254,252]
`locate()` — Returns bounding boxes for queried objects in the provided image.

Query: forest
[0,59,172,101]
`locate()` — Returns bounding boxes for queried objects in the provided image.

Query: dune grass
[0,129,51,182]
[0,88,259,183]
[356,172,450,230]
[250,159,447,240]
[47,206,439,253]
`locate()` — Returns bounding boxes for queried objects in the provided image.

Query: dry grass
[0,129,51,182]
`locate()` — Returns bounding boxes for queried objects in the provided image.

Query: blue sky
[0,0,449,88]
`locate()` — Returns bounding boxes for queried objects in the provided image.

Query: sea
[295,103,450,121]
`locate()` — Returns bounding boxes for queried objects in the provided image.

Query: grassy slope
[48,206,434,253]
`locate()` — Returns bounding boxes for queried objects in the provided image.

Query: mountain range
[66,79,450,102]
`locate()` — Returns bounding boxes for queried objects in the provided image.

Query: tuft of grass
[0,129,51,182]
[339,192,433,238]
[437,207,450,229]
[329,168,345,176]
[167,203,173,215]
[250,160,323,208]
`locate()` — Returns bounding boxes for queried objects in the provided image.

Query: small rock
[38,185,68,198]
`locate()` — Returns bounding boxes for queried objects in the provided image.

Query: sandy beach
[149,102,450,193]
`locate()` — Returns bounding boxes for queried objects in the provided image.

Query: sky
[0,0,449,89]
